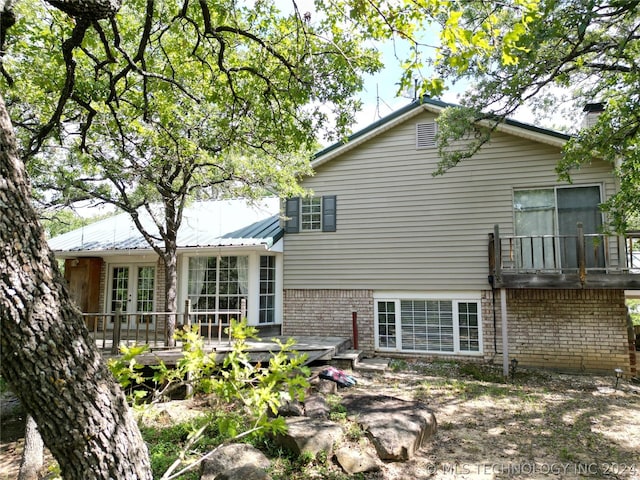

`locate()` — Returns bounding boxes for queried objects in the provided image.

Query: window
[301,197,322,231]
[514,185,603,269]
[259,256,276,324]
[375,297,482,354]
[416,122,437,149]
[284,195,336,233]
[187,256,248,324]
[377,301,397,348]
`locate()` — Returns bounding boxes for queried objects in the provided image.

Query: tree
[3,0,383,345]
[18,415,44,480]
[1,91,153,479]
[0,1,538,477]
[405,0,640,232]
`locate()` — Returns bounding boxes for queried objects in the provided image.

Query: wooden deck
[101,335,352,366]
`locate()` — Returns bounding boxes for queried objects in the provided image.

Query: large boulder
[273,417,343,457]
[200,443,271,480]
[341,394,437,461]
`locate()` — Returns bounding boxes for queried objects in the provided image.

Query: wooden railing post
[111,303,122,354]
[577,222,586,284]
[184,299,191,330]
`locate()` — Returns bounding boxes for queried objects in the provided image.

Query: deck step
[353,357,390,372]
[331,349,364,369]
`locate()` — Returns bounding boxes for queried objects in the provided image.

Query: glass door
[514,189,556,269]
[557,186,604,269]
[109,265,156,329]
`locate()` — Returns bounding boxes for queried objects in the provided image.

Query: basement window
[375,297,482,354]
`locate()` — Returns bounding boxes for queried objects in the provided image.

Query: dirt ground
[2,362,639,480]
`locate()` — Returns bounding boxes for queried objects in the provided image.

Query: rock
[200,443,270,480]
[334,446,381,474]
[276,392,305,417]
[274,417,343,457]
[304,393,329,419]
[311,377,338,395]
[215,465,271,480]
[341,394,437,461]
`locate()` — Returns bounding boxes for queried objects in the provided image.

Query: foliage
[2,0,385,210]
[140,414,223,480]
[210,320,310,436]
[108,320,310,478]
[627,299,640,326]
[0,0,387,346]
[406,0,640,232]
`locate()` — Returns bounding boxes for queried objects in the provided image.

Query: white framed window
[259,255,276,324]
[374,294,482,354]
[300,197,322,231]
[187,255,249,324]
[285,195,336,233]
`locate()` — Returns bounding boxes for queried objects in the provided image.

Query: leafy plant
[109,319,311,480]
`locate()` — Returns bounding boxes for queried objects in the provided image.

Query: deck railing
[490,223,640,280]
[84,299,246,353]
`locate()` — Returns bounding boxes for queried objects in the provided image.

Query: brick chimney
[582,102,605,128]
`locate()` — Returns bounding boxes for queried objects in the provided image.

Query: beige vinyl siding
[284,111,617,291]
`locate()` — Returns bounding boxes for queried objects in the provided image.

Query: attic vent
[416,122,437,149]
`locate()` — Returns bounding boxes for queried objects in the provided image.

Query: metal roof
[48,198,283,254]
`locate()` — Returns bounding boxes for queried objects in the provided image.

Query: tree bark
[164,246,178,347]
[0,93,152,479]
[18,415,44,480]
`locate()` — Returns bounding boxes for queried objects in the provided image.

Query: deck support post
[493,225,502,285]
[577,222,586,285]
[500,288,509,378]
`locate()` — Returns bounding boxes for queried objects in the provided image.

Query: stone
[274,417,343,457]
[304,393,330,419]
[334,446,381,474]
[341,394,437,461]
[276,392,305,417]
[310,377,338,395]
[200,443,270,480]
[215,465,271,480]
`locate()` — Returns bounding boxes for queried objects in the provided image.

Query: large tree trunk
[0,94,152,479]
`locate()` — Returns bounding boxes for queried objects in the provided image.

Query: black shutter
[322,195,336,232]
[284,197,300,233]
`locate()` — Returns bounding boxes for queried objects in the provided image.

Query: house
[281,97,639,375]
[50,98,639,375]
[49,198,284,340]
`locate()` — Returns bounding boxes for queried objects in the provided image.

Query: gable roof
[313,97,572,169]
[48,198,283,255]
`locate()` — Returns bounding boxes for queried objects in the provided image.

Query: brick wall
[283,289,375,354]
[284,288,633,375]
[484,289,632,375]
